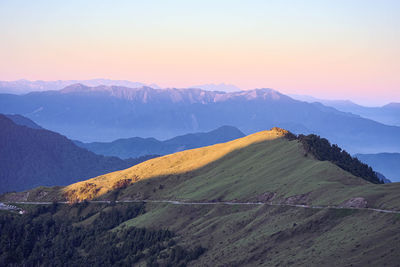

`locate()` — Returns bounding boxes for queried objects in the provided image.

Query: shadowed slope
[0,114,135,193]
[5,114,43,129]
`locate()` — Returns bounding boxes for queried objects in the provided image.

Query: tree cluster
[297,134,382,184]
[0,203,205,266]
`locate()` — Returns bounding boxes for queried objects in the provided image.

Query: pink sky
[0,0,399,105]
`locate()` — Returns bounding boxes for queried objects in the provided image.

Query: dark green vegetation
[0,114,153,193]
[0,203,205,267]
[75,125,245,159]
[356,153,400,182]
[297,134,382,184]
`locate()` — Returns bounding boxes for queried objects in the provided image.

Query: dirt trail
[3,200,400,214]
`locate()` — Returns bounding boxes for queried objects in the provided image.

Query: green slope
[2,128,400,266]
[96,132,400,210]
[117,202,400,266]
[5,128,399,210]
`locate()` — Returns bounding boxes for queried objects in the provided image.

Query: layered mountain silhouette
[0,114,155,193]
[1,84,400,153]
[0,79,159,94]
[189,83,241,92]
[5,114,43,129]
[356,153,400,182]
[291,94,400,127]
[75,126,245,159]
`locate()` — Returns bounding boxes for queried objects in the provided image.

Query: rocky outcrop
[256,192,277,202]
[340,197,368,208]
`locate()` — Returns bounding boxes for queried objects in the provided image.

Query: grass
[3,128,400,265]
[97,133,400,210]
[6,128,400,211]
[63,128,291,201]
[110,201,400,266]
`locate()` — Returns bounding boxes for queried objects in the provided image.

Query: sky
[0,0,399,105]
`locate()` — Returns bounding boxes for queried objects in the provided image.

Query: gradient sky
[0,0,399,105]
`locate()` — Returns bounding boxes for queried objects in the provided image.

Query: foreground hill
[1,85,399,153]
[61,128,393,204]
[356,153,400,182]
[2,128,400,266]
[0,115,144,193]
[10,127,392,207]
[75,126,245,159]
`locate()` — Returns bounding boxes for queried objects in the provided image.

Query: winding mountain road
[3,199,400,214]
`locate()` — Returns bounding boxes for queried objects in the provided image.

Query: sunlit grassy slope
[61,127,400,210]
[63,128,289,201]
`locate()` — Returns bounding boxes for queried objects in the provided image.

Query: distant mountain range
[355,153,400,182]
[291,94,400,127]
[0,114,157,193]
[1,84,400,154]
[0,79,244,95]
[0,79,161,94]
[189,83,241,92]
[75,126,245,159]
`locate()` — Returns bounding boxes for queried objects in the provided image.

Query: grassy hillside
[2,127,400,266]
[4,127,399,210]
[118,202,400,266]
[57,128,400,211]
[63,128,291,201]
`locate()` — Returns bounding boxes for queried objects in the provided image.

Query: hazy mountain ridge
[291,94,400,126]
[59,84,283,103]
[75,126,245,159]
[0,85,399,154]
[189,83,241,92]
[0,114,151,193]
[355,153,400,182]
[4,114,43,129]
[0,79,160,94]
